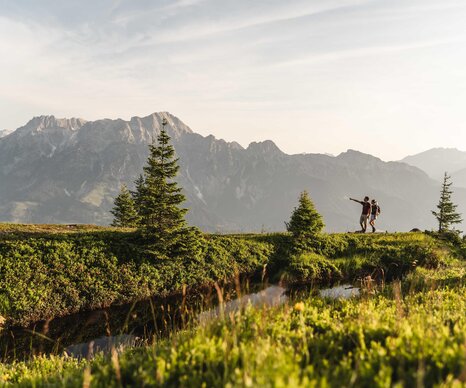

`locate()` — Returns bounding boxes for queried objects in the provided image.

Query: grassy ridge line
[2,281,466,386]
[0,223,124,235]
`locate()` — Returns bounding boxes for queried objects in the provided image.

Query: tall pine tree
[287,190,324,251]
[432,172,462,232]
[111,185,140,227]
[138,117,197,254]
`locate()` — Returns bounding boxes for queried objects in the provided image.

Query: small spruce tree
[131,174,145,214]
[432,172,462,232]
[111,185,140,227]
[138,117,197,254]
[287,190,324,251]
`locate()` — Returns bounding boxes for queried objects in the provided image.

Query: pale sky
[1,0,466,160]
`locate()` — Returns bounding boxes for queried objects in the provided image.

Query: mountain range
[401,148,466,188]
[0,112,464,232]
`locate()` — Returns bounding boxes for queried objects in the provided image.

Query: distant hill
[450,168,466,189]
[401,148,466,181]
[0,113,463,232]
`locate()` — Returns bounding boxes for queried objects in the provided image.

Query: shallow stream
[0,281,359,362]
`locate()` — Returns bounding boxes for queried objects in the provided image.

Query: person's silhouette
[349,196,372,233]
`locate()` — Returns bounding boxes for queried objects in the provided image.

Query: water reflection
[0,282,361,362]
[64,334,140,358]
[0,281,274,362]
[199,285,286,323]
[319,284,360,299]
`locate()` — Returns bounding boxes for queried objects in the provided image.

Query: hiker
[349,196,372,233]
[369,199,381,233]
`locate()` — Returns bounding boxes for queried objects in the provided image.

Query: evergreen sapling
[111,185,140,227]
[432,172,462,233]
[287,190,324,251]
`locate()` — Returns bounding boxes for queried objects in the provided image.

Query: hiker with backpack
[369,199,381,233]
[349,196,372,233]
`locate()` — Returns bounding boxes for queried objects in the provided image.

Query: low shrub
[280,232,447,283]
[0,227,452,326]
[284,252,342,283]
[0,231,273,326]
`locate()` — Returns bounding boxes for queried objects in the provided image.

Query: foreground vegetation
[2,259,466,386]
[0,226,273,326]
[0,225,465,386]
[0,223,448,327]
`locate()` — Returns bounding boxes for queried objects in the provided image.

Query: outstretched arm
[349,198,363,204]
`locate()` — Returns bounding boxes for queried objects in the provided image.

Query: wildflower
[294,302,305,312]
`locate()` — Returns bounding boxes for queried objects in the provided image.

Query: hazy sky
[1,0,466,160]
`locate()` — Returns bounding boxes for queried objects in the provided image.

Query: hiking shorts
[370,214,377,221]
[360,214,369,224]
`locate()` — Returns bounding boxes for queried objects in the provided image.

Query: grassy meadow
[0,224,273,326]
[0,224,445,327]
[0,225,465,386]
[2,261,466,386]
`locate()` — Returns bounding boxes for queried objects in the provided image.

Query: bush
[0,231,273,326]
[285,252,341,283]
[280,232,446,283]
[0,227,450,326]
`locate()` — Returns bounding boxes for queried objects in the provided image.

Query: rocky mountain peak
[336,149,382,164]
[246,140,282,155]
[142,112,193,136]
[21,115,86,135]
[0,129,12,138]
[71,112,195,152]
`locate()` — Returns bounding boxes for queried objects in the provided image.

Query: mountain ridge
[0,129,12,138]
[0,112,462,232]
[401,147,466,187]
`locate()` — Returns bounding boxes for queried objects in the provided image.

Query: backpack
[377,205,381,214]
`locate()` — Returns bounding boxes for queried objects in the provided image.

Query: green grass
[0,225,452,327]
[0,226,273,326]
[2,266,466,387]
[0,223,123,235]
[280,232,446,285]
[0,226,465,386]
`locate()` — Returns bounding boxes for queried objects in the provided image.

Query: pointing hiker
[369,199,381,233]
[349,196,372,233]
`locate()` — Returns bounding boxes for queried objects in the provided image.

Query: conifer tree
[287,191,324,251]
[111,185,140,227]
[432,172,462,232]
[138,117,197,254]
[132,174,145,214]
